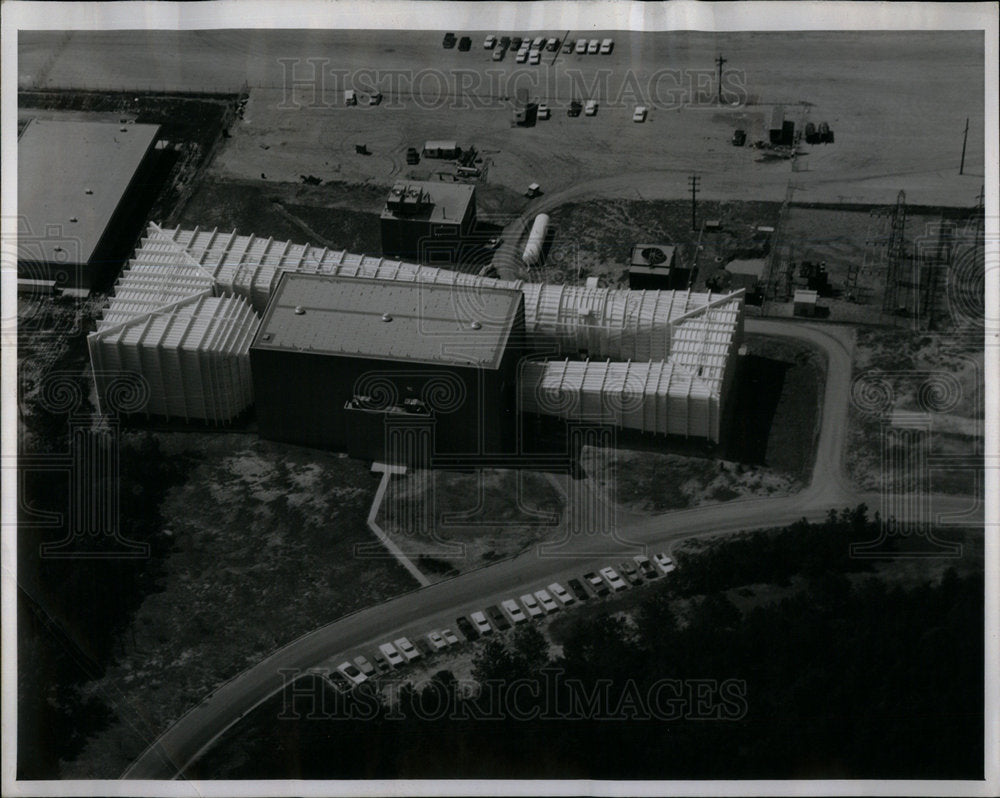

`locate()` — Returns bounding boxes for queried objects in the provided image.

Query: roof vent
[294,305,305,315]
[381,312,393,322]
[470,320,482,330]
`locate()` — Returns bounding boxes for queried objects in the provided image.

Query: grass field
[847,328,982,495]
[61,433,417,777]
[378,469,564,575]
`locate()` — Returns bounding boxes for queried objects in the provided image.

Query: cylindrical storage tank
[522,213,550,268]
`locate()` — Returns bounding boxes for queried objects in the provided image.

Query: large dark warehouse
[250,273,526,462]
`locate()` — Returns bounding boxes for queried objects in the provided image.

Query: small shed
[422,140,460,159]
[793,289,819,317]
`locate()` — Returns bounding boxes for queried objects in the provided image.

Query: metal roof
[17,118,160,266]
[253,273,522,369]
[794,289,819,303]
[726,258,767,278]
[380,180,475,225]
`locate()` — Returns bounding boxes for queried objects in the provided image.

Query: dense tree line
[188,510,982,780]
[18,431,187,777]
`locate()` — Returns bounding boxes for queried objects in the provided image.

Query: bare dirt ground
[19,29,986,207]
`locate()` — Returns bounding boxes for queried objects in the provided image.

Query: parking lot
[317,550,678,695]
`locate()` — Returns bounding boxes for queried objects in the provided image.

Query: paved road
[123,317,981,780]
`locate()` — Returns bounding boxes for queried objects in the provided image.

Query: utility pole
[959,117,969,175]
[688,175,700,230]
[715,54,727,103]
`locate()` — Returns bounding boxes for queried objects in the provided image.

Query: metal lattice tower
[881,190,908,313]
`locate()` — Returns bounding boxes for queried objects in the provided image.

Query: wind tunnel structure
[89,223,743,440]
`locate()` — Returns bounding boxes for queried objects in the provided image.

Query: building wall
[251,345,520,459]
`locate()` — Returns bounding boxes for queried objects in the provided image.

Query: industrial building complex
[87,223,745,454]
[17,119,162,292]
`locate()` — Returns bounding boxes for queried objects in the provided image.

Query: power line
[715,54,727,104]
[688,175,700,231]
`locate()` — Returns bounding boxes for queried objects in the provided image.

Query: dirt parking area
[25,29,982,207]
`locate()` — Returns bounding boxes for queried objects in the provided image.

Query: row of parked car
[324,552,675,692]
[443,32,615,58]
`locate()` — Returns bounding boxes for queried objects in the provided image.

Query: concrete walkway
[367,462,430,588]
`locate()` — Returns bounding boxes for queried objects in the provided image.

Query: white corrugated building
[89,223,744,440]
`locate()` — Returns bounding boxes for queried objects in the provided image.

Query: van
[600,38,614,54]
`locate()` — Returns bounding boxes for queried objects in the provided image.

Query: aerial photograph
[3,1,997,795]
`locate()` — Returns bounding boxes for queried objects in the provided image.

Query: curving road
[123,318,980,781]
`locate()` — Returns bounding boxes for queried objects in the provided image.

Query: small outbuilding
[793,289,819,317]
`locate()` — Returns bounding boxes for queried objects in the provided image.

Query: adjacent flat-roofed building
[17,118,162,292]
[380,180,477,266]
[628,243,687,290]
[250,273,525,461]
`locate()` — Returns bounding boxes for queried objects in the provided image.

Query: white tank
[522,213,550,268]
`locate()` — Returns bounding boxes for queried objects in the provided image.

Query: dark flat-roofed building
[380,180,477,266]
[628,243,688,290]
[250,273,525,461]
[17,118,162,292]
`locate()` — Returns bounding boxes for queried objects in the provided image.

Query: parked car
[492,47,505,61]
[534,589,559,613]
[619,561,642,585]
[441,628,460,646]
[511,36,523,50]
[600,38,614,54]
[379,641,405,667]
[529,50,541,65]
[653,552,676,574]
[575,38,587,54]
[427,631,447,651]
[394,637,420,661]
[562,40,574,53]
[337,661,367,686]
[499,36,511,49]
[353,655,375,677]
[537,103,551,120]
[486,605,512,631]
[484,34,497,49]
[633,106,648,122]
[406,147,420,165]
[532,36,546,49]
[456,615,480,640]
[585,571,610,596]
[344,89,357,106]
[415,638,434,657]
[458,36,472,51]
[471,611,493,635]
[502,598,529,624]
[568,99,582,117]
[516,48,529,64]
[369,92,383,106]
[327,670,352,693]
[371,651,391,673]
[520,593,544,618]
[600,566,628,591]
[588,39,600,54]
[546,37,561,52]
[442,32,456,49]
[567,578,590,601]
[633,554,658,579]
[548,582,575,605]
[585,99,598,116]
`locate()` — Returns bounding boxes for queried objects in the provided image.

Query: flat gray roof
[726,258,767,278]
[17,118,160,266]
[380,180,475,226]
[253,273,522,369]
